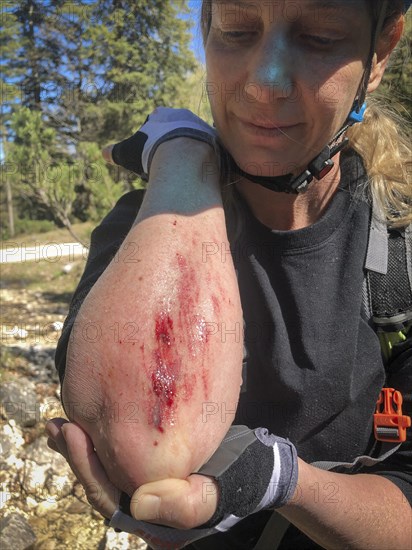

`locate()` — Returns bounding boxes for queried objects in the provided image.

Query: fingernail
[133,494,161,521]
[60,424,68,440]
[45,422,57,438]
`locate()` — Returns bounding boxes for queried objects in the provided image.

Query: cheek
[308,61,364,125]
[205,47,247,113]
[205,64,228,128]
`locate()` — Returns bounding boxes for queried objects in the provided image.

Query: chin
[231,150,296,178]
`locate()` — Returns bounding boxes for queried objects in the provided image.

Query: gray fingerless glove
[110,107,216,178]
[197,425,298,530]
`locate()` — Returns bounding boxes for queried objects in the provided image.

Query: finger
[130,474,218,530]
[47,437,61,455]
[45,418,70,460]
[102,144,115,164]
[45,417,69,438]
[61,422,118,518]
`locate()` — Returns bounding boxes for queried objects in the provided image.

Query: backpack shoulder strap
[363,198,412,362]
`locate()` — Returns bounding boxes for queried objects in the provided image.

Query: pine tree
[1,0,197,238]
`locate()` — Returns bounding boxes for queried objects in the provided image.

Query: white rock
[51,321,64,331]
[62,263,73,273]
[35,500,58,517]
[3,423,25,447]
[13,327,28,340]
[104,530,131,550]
[13,458,24,471]
[0,491,12,510]
[26,496,38,510]
[22,460,49,496]
[44,473,72,501]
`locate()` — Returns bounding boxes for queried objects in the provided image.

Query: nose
[244,32,295,103]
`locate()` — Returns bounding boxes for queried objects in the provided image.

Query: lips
[237,116,299,130]
[235,116,302,141]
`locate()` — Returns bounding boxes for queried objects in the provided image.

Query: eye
[217,29,258,43]
[223,31,247,39]
[302,34,339,48]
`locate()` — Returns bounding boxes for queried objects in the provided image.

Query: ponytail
[347,97,412,228]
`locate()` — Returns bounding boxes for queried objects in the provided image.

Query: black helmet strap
[226,102,365,194]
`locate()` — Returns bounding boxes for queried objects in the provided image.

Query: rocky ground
[1,256,148,550]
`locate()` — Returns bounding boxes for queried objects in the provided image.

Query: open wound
[149,254,211,432]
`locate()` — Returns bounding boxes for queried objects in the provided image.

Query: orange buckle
[374,388,411,443]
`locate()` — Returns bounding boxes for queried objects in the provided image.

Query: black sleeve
[54,189,146,384]
[364,326,412,506]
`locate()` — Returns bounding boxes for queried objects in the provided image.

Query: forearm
[280,459,412,549]
[63,139,243,490]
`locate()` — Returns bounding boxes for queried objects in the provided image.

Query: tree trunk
[63,217,89,249]
[55,209,89,248]
[5,179,15,237]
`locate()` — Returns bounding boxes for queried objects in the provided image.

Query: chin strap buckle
[290,137,350,193]
[374,388,411,443]
[308,146,335,180]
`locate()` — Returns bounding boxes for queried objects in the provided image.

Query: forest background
[1,0,213,243]
[1,0,410,244]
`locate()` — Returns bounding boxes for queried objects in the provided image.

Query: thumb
[130,474,218,530]
[102,144,115,164]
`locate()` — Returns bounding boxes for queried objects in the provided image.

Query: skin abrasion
[147,252,215,434]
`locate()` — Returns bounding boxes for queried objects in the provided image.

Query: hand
[128,474,218,529]
[46,418,219,528]
[45,418,119,519]
[45,418,220,549]
[102,107,216,178]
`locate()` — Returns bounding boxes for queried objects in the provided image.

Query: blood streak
[155,314,173,346]
[151,312,178,432]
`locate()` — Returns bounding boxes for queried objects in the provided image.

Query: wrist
[146,137,221,206]
[152,137,218,178]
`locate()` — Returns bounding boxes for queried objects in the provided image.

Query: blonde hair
[200,0,412,229]
[347,97,411,228]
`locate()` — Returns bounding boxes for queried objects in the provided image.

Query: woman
[47,1,412,548]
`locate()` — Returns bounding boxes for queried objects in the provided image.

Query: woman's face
[205,0,373,177]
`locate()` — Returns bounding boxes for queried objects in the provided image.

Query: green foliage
[2,0,197,239]
[8,107,77,228]
[173,64,213,125]
[76,141,124,221]
[3,219,56,240]
[378,18,412,120]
